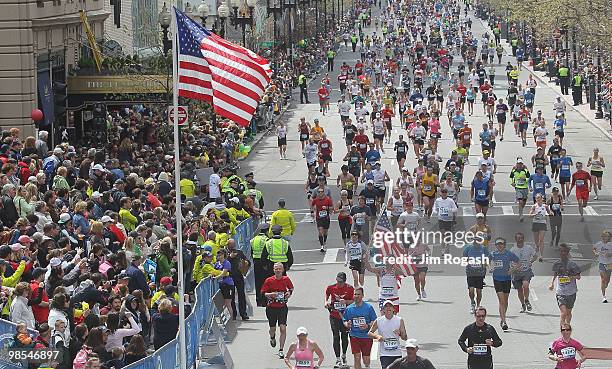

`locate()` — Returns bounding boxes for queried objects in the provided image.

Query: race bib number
[301,134,308,139]
[356,217,366,225]
[463,134,470,140]
[521,260,530,270]
[535,183,543,189]
[439,208,449,217]
[318,210,328,218]
[296,360,312,367]
[321,143,329,149]
[516,178,526,186]
[576,180,585,186]
[552,204,561,211]
[334,301,346,311]
[381,287,394,296]
[477,189,486,197]
[559,276,571,284]
[473,344,488,355]
[349,247,361,258]
[606,263,612,271]
[383,338,400,351]
[360,143,367,149]
[560,347,576,359]
[423,185,433,192]
[275,292,285,301]
[351,157,359,163]
[352,317,366,327]
[366,198,375,205]
[561,165,570,170]
[397,146,405,152]
[493,260,503,269]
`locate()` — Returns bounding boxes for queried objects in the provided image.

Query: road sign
[168,105,189,125]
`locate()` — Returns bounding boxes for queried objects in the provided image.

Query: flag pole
[171,7,188,369]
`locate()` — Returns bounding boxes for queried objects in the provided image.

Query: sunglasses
[561,328,571,332]
[475,314,486,318]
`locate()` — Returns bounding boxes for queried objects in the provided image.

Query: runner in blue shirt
[364,143,381,164]
[558,149,573,200]
[528,166,552,201]
[553,113,566,146]
[343,287,378,369]
[490,238,519,331]
[523,90,535,111]
[463,241,491,313]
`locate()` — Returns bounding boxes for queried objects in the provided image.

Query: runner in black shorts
[261,263,294,357]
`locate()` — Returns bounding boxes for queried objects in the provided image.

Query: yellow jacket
[119,208,138,232]
[192,255,223,283]
[269,209,296,237]
[227,207,251,225]
[1,261,26,316]
[150,291,180,308]
[216,232,229,249]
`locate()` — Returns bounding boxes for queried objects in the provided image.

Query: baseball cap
[18,235,32,244]
[382,300,394,307]
[230,197,240,204]
[296,327,309,336]
[336,272,347,282]
[10,243,25,251]
[100,215,113,223]
[405,339,419,348]
[49,257,62,268]
[92,164,105,171]
[367,179,374,184]
[160,277,173,285]
[476,212,485,218]
[482,150,490,155]
[58,213,71,224]
[92,191,101,199]
[516,158,524,164]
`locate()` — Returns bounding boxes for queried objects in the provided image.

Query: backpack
[42,156,58,183]
[73,345,93,369]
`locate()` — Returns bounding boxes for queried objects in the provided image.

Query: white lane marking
[584,206,599,216]
[370,341,379,361]
[300,213,314,223]
[293,247,343,254]
[292,261,344,267]
[323,248,341,263]
[529,287,538,301]
[565,243,584,259]
[502,206,514,215]
[461,206,475,216]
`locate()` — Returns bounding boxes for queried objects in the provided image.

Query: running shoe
[421,289,427,299]
[526,300,533,311]
[501,322,508,331]
[320,246,326,253]
[342,355,347,365]
[520,304,526,313]
[470,303,476,314]
[603,296,608,303]
[270,337,276,348]
[416,295,421,301]
[334,359,342,368]
[594,194,598,200]
[278,350,284,359]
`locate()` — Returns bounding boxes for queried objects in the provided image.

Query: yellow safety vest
[573,75,582,86]
[559,67,569,77]
[266,238,289,262]
[250,235,267,259]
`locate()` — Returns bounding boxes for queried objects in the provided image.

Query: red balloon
[31,109,43,122]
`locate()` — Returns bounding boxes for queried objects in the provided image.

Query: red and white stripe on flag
[175,8,271,127]
[375,212,418,282]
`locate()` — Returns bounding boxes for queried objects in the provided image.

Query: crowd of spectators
[0,115,261,368]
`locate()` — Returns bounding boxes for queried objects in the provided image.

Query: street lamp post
[218,2,230,38]
[323,0,328,35]
[267,0,284,70]
[158,2,172,57]
[230,0,256,47]
[571,26,577,70]
[595,48,604,119]
[298,0,309,40]
[198,3,209,29]
[284,0,296,64]
[314,0,319,34]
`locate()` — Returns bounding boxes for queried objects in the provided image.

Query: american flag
[375,211,417,285]
[174,8,272,127]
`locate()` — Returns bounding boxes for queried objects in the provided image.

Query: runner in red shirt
[568,162,592,221]
[318,133,333,169]
[311,189,334,252]
[457,83,467,110]
[353,129,370,158]
[261,262,294,358]
[325,272,355,367]
[318,83,330,115]
[355,60,364,76]
[381,105,395,144]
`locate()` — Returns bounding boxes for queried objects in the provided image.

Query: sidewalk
[475,17,612,141]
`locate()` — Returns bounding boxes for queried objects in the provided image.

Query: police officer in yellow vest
[327,49,336,72]
[558,65,570,95]
[571,72,583,106]
[298,72,310,104]
[251,223,269,306]
[261,225,293,275]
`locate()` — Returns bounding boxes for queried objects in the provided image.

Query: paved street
[227,5,612,369]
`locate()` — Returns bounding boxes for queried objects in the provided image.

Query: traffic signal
[53,81,67,116]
